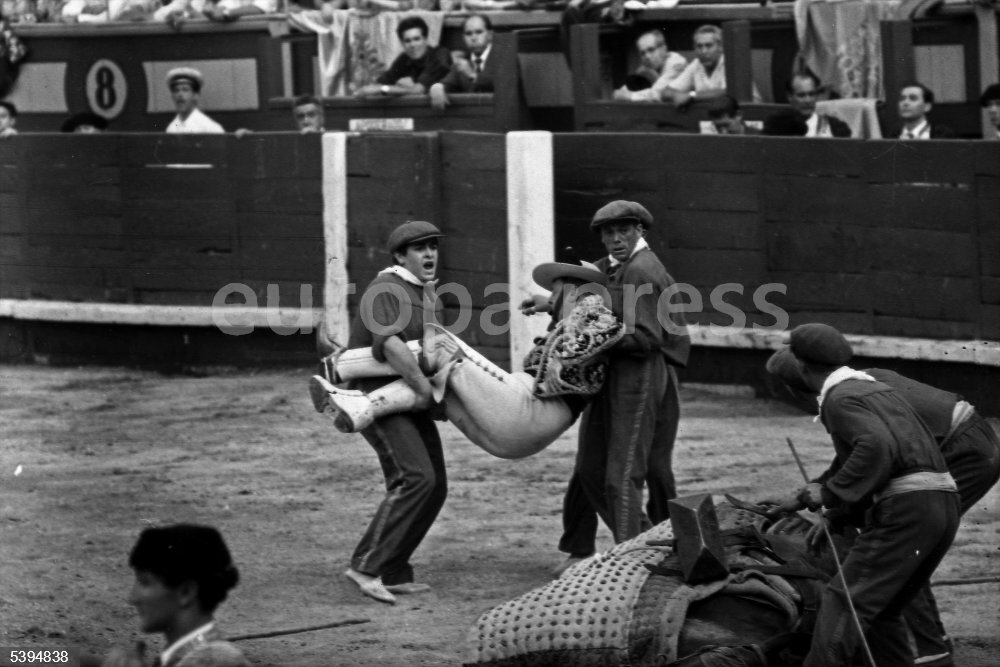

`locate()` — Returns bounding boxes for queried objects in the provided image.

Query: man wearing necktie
[429,14,496,109]
[571,201,691,546]
[896,81,955,140]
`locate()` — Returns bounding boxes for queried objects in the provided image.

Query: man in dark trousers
[768,323,961,667]
[574,201,690,546]
[429,14,496,110]
[766,336,1000,667]
[339,220,446,604]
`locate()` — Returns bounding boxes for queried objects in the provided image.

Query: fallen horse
[465,497,836,667]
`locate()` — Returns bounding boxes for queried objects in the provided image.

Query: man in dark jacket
[429,14,495,109]
[355,16,451,98]
[574,201,691,545]
[767,336,999,667]
[768,323,961,667]
[897,81,955,139]
[765,73,851,138]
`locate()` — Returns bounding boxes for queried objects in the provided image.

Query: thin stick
[932,576,1000,587]
[786,437,877,667]
[230,618,371,642]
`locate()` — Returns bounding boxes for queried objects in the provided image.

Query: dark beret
[129,524,235,584]
[789,323,853,366]
[590,200,653,231]
[980,83,1000,107]
[61,112,108,133]
[386,220,444,254]
[765,346,813,394]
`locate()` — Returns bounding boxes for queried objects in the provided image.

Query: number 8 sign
[85,59,127,120]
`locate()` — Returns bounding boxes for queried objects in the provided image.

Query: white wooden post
[506,131,555,371]
[322,132,351,347]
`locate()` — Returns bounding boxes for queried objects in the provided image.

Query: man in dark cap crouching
[336,220,446,605]
[767,323,961,667]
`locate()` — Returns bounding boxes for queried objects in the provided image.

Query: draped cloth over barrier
[466,503,813,666]
[794,0,901,99]
[287,9,445,96]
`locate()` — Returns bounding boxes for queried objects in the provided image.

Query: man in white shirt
[664,25,760,106]
[165,67,225,134]
[612,30,687,102]
[897,81,954,140]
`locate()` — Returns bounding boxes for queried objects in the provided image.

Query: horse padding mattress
[466,505,779,666]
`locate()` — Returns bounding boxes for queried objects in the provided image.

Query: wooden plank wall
[553,134,1000,341]
[0,134,326,312]
[439,132,509,365]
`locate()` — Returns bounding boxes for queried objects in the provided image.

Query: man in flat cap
[766,329,999,667]
[567,200,690,548]
[165,67,225,134]
[767,322,961,667]
[331,220,446,605]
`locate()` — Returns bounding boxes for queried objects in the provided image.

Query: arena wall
[1,131,998,408]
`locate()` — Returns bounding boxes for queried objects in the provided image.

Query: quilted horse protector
[465,501,828,667]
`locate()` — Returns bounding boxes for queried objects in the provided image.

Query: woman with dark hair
[99,524,248,667]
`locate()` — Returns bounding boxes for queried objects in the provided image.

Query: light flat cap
[590,200,653,230]
[386,220,444,254]
[532,260,608,290]
[789,323,852,366]
[166,67,204,92]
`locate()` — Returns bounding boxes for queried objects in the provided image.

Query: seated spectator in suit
[429,14,494,110]
[97,524,248,667]
[61,112,108,133]
[665,24,760,106]
[0,100,17,139]
[897,81,955,139]
[763,110,807,136]
[773,72,851,138]
[355,16,451,98]
[612,30,687,102]
[702,95,760,135]
[292,94,325,133]
[981,83,1000,140]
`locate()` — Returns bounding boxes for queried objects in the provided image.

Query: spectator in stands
[612,30,687,102]
[355,17,451,98]
[164,67,225,134]
[774,72,851,138]
[896,81,954,139]
[429,14,494,110]
[980,83,1000,140]
[0,100,16,138]
[292,94,325,133]
[458,0,537,10]
[61,111,108,133]
[703,95,759,135]
[203,0,277,22]
[665,24,760,106]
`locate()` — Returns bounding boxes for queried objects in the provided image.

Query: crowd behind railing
[0,0,999,140]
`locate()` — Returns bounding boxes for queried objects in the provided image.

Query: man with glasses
[612,30,687,102]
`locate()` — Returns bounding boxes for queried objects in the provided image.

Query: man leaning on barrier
[355,16,451,98]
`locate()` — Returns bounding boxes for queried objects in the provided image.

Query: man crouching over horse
[768,323,960,667]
